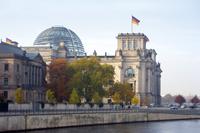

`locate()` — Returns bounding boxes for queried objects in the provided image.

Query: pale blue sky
[0,0,200,96]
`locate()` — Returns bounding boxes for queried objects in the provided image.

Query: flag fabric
[6,38,13,44]
[6,38,18,45]
[132,16,140,25]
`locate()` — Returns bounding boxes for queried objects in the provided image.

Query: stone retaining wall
[0,112,200,132]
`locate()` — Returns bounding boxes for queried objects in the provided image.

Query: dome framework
[34,26,85,56]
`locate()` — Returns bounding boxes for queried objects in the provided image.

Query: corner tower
[114,33,161,106]
[117,33,149,51]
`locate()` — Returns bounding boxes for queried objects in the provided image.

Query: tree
[131,96,139,105]
[48,59,70,102]
[68,57,114,102]
[15,88,23,104]
[191,95,199,104]
[92,92,102,104]
[46,89,56,104]
[112,92,121,104]
[175,95,186,105]
[162,94,175,104]
[69,88,80,104]
[110,82,135,104]
[101,64,115,86]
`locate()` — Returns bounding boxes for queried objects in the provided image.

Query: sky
[0,0,200,96]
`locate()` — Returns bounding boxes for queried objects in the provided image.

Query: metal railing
[0,107,200,116]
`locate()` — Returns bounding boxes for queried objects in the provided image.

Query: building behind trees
[23,26,162,106]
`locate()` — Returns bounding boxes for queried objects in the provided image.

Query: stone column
[35,67,38,87]
[141,62,146,93]
[38,68,40,87]
[157,74,161,105]
[34,66,37,87]
[25,65,27,87]
[119,62,123,82]
[147,68,151,93]
[136,64,140,93]
[30,65,32,87]
[33,66,35,87]
[31,66,34,87]
[138,62,146,105]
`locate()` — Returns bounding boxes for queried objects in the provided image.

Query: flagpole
[131,16,133,33]
[131,21,133,33]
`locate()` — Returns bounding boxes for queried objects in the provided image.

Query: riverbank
[0,110,200,132]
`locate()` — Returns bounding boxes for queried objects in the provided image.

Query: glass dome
[34,26,85,56]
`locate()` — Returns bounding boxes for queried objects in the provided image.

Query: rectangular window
[130,83,133,88]
[25,72,28,76]
[3,91,8,99]
[133,40,138,49]
[122,39,126,50]
[4,64,9,72]
[4,78,8,86]
[17,64,20,72]
[128,40,132,49]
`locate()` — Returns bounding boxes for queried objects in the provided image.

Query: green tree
[69,88,80,104]
[68,57,114,102]
[113,92,121,104]
[92,92,102,104]
[46,89,56,104]
[15,88,23,104]
[110,82,134,104]
[101,64,115,86]
[131,96,139,105]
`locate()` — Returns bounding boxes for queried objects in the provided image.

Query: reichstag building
[23,26,162,106]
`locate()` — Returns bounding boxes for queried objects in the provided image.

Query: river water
[19,120,200,133]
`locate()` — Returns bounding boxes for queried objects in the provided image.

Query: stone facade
[0,41,46,102]
[22,43,68,82]
[22,32,162,106]
[98,33,162,105]
[68,33,162,106]
[23,43,68,65]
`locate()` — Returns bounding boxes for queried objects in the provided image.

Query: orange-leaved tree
[48,58,70,102]
[175,95,186,105]
[191,95,199,105]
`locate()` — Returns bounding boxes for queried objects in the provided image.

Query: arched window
[125,67,135,78]
[128,39,131,49]
[133,39,137,49]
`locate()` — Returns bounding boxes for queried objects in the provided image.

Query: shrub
[15,88,23,104]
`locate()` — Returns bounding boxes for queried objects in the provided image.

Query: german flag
[6,38,18,45]
[132,16,140,25]
[6,38,13,44]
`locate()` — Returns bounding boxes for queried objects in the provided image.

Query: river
[18,120,200,133]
